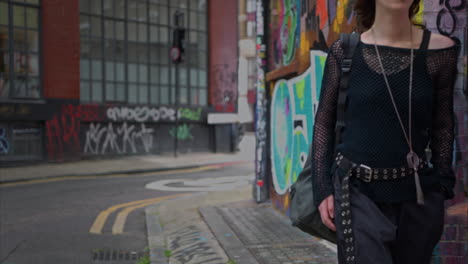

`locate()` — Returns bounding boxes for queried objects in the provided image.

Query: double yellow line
[0,164,225,188]
[89,193,191,235]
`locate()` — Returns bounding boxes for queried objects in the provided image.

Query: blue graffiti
[271,51,327,194]
[0,128,10,154]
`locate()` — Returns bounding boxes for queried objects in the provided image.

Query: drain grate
[91,248,148,263]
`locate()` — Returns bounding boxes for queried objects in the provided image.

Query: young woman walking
[311,0,460,263]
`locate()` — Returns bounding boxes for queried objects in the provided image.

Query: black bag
[288,32,360,244]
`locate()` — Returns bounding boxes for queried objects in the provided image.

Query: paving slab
[200,200,338,264]
[199,206,259,264]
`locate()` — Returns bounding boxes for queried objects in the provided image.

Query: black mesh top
[312,29,460,207]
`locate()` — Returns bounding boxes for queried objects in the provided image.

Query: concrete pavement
[145,185,338,264]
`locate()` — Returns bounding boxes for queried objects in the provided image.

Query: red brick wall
[42,0,80,99]
[208,0,239,112]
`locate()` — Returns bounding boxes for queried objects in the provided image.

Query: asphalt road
[0,162,254,264]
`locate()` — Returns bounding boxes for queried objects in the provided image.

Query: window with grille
[79,0,208,106]
[0,0,41,100]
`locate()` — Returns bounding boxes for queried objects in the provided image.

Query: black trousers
[332,165,446,264]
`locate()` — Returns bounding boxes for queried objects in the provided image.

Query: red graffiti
[45,104,104,161]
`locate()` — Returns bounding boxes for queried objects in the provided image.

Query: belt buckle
[359,164,373,182]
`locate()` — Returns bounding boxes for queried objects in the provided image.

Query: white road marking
[145,175,254,192]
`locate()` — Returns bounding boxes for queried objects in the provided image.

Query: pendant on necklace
[406,151,420,170]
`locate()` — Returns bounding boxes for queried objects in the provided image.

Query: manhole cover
[91,248,148,263]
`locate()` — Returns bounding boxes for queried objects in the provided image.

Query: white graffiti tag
[106,106,177,122]
[84,122,154,154]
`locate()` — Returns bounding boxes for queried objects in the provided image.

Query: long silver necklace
[371,26,425,205]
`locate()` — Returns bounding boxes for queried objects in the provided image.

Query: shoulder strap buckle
[341,58,352,73]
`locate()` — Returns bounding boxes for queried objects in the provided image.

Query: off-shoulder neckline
[358,30,459,52]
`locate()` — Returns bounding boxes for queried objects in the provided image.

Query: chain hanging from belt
[371,26,425,205]
[336,26,426,264]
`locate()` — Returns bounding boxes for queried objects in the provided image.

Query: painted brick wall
[42,0,80,99]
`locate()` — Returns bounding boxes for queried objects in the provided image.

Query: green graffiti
[170,124,193,140]
[282,0,298,65]
[178,108,202,121]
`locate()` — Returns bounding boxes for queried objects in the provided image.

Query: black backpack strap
[334,32,360,155]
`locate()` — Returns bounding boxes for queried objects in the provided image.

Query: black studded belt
[333,152,428,263]
[337,152,428,183]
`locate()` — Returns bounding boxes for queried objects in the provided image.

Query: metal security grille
[91,249,148,263]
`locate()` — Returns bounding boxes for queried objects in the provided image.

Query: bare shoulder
[428,32,456,49]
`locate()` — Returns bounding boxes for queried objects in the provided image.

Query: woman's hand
[318,195,336,231]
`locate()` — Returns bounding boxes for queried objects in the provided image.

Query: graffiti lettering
[45,104,103,161]
[170,124,193,141]
[276,0,300,65]
[178,108,202,121]
[106,106,177,122]
[436,0,466,36]
[84,123,154,155]
[169,225,224,264]
[0,128,10,154]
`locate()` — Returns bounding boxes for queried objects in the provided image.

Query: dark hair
[354,0,423,31]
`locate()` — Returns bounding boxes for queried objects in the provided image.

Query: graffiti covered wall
[262,0,467,262]
[268,0,357,213]
[0,102,212,162]
[267,0,356,72]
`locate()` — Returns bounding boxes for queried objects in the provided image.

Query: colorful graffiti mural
[304,0,355,48]
[270,0,301,67]
[268,0,356,72]
[270,51,326,195]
